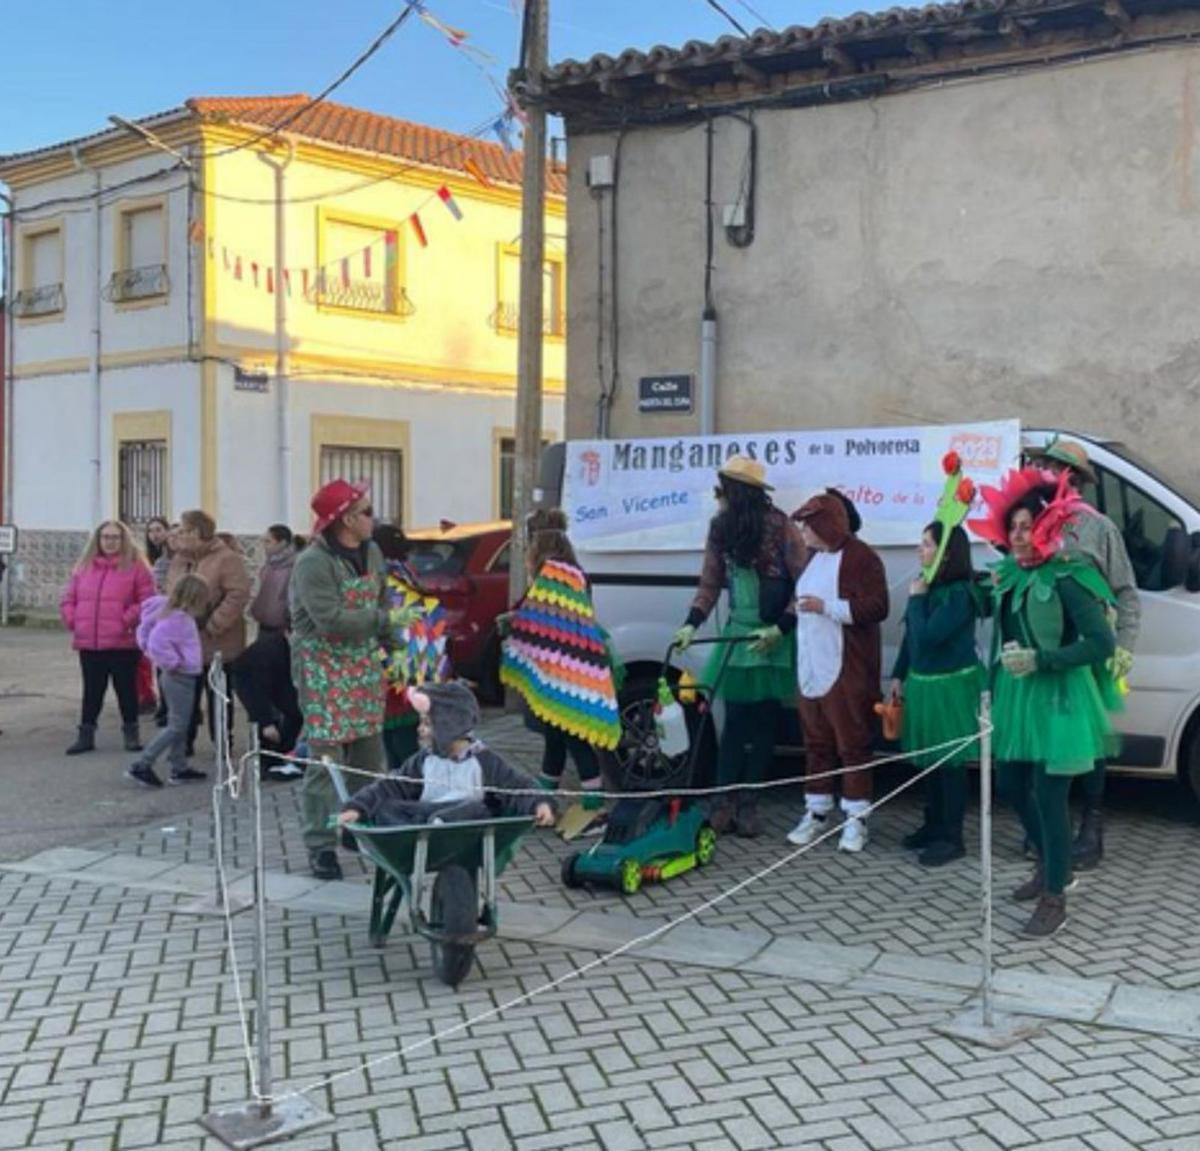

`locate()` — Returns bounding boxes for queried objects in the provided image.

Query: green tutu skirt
[700,619,797,704]
[901,664,986,768]
[992,664,1116,775]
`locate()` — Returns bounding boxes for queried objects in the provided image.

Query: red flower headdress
[966,466,1088,566]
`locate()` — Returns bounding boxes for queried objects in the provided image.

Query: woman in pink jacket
[60,521,155,755]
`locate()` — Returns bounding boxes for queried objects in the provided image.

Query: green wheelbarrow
[327,763,533,988]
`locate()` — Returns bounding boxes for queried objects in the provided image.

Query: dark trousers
[997,761,1073,894]
[797,688,874,801]
[79,649,140,726]
[1077,759,1106,806]
[541,726,602,785]
[383,724,420,773]
[188,663,235,751]
[717,700,779,790]
[926,768,968,846]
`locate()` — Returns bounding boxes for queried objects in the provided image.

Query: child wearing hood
[128,574,210,788]
[338,682,555,829]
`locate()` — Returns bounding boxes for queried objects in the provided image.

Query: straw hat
[1024,437,1097,484]
[718,454,773,491]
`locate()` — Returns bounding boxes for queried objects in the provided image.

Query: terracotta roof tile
[186,96,564,194]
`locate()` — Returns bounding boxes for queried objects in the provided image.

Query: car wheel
[1185,720,1200,805]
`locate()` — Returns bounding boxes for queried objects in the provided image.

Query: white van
[538,429,1200,797]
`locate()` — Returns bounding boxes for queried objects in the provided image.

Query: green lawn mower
[560,636,744,895]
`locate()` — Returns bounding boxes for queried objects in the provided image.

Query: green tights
[996,761,1073,894]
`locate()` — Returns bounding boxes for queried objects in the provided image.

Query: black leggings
[541,726,601,784]
[79,649,140,726]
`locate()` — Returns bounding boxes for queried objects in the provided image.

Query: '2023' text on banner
[562,420,1021,552]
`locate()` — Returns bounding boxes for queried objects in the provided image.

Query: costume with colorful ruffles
[500,559,621,750]
[380,567,452,729]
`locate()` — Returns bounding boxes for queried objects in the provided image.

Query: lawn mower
[560,635,746,895]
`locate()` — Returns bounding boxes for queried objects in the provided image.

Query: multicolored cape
[500,559,621,750]
[380,567,451,696]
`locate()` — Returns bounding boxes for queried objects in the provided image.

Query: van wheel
[1185,726,1200,805]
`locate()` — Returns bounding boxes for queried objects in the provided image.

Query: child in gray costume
[338,682,556,829]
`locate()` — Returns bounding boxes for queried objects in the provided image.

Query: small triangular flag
[437,185,463,221]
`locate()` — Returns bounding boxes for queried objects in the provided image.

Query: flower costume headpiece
[965,465,1090,566]
[923,450,979,581]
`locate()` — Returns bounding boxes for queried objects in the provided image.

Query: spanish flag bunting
[463,157,492,189]
[250,262,259,287]
[301,269,310,296]
[437,185,463,221]
[234,256,243,281]
[409,212,428,249]
[266,268,274,294]
[363,246,372,278]
[282,269,291,296]
[340,258,351,288]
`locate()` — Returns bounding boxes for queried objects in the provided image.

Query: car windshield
[406,539,471,577]
[1102,441,1192,503]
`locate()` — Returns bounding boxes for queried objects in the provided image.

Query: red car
[404,520,513,700]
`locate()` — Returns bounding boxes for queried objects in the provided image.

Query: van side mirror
[1162,527,1190,591]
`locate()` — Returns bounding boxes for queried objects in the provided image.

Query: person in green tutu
[674,456,806,838]
[890,523,986,867]
[968,468,1120,938]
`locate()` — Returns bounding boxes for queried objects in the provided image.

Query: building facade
[544,0,1200,502]
[0,97,565,606]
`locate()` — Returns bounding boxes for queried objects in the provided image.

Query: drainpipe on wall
[72,147,103,525]
[700,307,717,436]
[257,140,293,528]
[1,188,13,625]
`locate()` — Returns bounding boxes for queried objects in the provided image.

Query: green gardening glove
[1109,646,1134,681]
[673,624,696,651]
[1000,644,1038,678]
[749,624,783,654]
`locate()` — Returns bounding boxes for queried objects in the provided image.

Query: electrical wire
[732,0,775,31]
[199,3,423,160]
[702,0,751,38]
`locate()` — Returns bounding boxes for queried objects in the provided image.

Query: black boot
[66,724,96,756]
[122,723,143,753]
[1072,805,1104,872]
[734,794,761,838]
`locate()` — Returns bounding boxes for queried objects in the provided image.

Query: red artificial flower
[942,450,962,476]
[956,477,976,504]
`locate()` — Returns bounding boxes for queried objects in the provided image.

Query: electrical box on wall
[586,155,614,188]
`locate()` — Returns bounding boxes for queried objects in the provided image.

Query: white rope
[231,726,987,804]
[255,734,971,1104]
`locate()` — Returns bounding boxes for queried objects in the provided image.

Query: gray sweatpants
[136,670,197,776]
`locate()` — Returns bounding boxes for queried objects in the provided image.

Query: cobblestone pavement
[5,712,1200,1148]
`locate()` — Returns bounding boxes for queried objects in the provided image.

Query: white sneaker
[838,817,868,853]
[786,811,829,846]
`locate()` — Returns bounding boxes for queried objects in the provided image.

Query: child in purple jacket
[128,575,209,788]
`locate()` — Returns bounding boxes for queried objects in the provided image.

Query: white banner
[563,420,1021,551]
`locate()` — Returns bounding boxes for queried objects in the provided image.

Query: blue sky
[1,0,863,157]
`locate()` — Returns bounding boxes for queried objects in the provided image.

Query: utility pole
[508,0,549,607]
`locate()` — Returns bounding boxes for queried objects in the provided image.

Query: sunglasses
[355,505,375,518]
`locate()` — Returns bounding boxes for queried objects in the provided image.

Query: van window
[1091,466,1183,591]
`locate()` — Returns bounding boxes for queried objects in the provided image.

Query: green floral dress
[294,574,386,743]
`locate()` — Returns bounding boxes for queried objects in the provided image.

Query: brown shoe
[709,801,735,835]
[734,807,761,838]
[1022,893,1067,938]
[1011,866,1043,902]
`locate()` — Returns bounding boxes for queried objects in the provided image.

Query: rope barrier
[206,722,982,1105]
[228,726,987,805]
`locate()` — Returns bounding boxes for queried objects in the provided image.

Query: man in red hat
[289,479,392,879]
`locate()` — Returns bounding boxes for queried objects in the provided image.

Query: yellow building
[0,96,565,604]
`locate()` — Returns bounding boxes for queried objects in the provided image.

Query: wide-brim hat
[1024,437,1097,485]
[718,454,773,491]
[311,479,370,534]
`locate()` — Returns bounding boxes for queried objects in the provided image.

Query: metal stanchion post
[201,728,331,1148]
[935,690,1040,1049]
[179,657,253,919]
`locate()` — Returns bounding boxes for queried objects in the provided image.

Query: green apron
[701,565,796,704]
[294,573,385,744]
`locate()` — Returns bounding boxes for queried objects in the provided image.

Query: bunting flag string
[436,185,464,221]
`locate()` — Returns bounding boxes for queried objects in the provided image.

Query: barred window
[497,435,552,520]
[319,445,403,526]
[118,439,168,525]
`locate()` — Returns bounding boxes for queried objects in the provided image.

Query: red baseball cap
[311,479,370,534]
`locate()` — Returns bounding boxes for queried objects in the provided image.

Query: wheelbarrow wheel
[429,865,477,989]
[561,852,584,889]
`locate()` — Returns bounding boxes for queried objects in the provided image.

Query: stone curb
[6,847,1200,1042]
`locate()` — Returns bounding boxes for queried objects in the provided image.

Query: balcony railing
[104,264,169,303]
[308,278,415,317]
[12,283,64,317]
[490,300,565,337]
